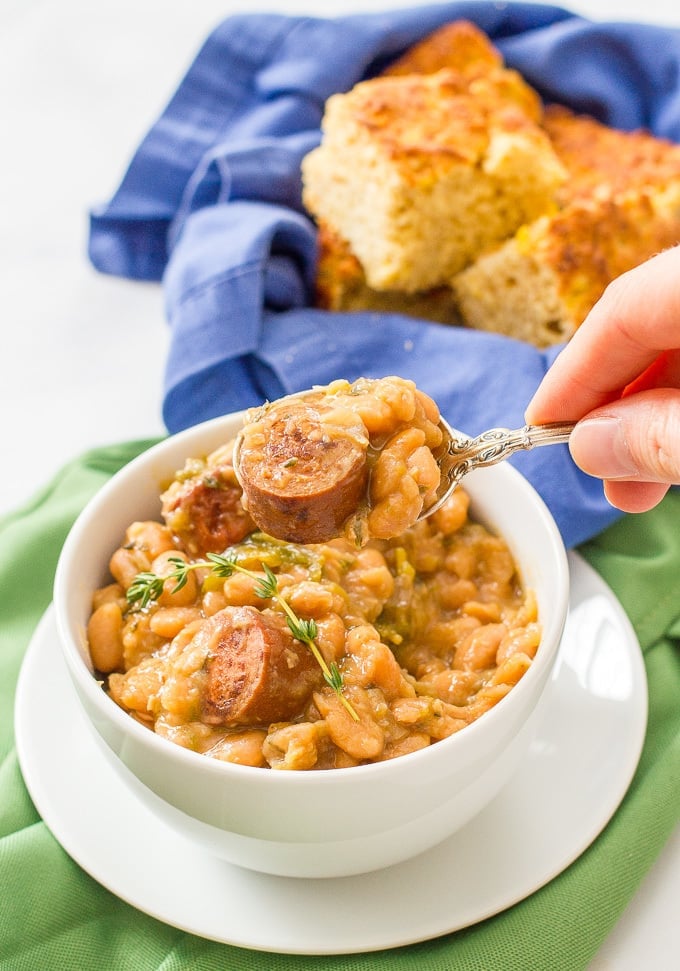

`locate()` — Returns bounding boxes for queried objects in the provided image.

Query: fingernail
[570,417,639,479]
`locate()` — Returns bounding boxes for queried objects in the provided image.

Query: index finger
[525,245,680,425]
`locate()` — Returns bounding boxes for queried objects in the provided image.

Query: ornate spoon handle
[440,420,577,489]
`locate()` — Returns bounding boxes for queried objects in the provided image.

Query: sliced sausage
[161,455,254,556]
[235,393,369,544]
[200,606,322,726]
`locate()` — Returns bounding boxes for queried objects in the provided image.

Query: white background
[2,2,679,968]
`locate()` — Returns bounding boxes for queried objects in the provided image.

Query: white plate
[14,551,647,956]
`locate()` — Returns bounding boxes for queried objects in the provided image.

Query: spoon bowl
[233,386,576,540]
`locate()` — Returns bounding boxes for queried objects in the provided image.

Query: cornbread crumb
[302,67,566,293]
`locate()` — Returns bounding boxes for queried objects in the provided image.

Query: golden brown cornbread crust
[334,68,542,167]
[544,104,680,202]
[382,19,502,77]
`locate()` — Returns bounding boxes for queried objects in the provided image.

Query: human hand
[525,245,680,513]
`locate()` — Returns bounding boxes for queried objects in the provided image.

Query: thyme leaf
[286,615,317,643]
[324,662,344,694]
[253,563,279,600]
[126,571,166,609]
[204,551,238,577]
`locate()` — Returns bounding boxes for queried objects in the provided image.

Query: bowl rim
[53,410,570,784]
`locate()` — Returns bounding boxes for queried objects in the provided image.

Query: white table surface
[3,1,679,967]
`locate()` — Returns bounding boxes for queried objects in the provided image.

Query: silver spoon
[425,418,576,519]
[233,388,576,534]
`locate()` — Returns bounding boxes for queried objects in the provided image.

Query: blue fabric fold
[88,2,680,549]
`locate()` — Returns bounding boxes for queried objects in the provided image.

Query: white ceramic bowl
[54,411,569,879]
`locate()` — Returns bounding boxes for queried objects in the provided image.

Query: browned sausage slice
[161,455,255,556]
[235,393,369,544]
[200,606,322,726]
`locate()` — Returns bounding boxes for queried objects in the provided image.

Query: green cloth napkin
[1,443,678,971]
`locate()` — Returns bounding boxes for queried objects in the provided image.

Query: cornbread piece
[382,21,542,121]
[302,68,566,293]
[315,220,461,323]
[309,20,552,317]
[383,19,502,77]
[453,108,680,346]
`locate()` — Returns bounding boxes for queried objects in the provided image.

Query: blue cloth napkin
[88,2,680,549]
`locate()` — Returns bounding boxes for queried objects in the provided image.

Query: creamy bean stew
[235,376,444,545]
[88,426,541,770]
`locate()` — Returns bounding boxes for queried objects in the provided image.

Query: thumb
[569,388,680,487]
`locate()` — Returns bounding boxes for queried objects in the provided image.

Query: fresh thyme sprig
[126,552,359,721]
